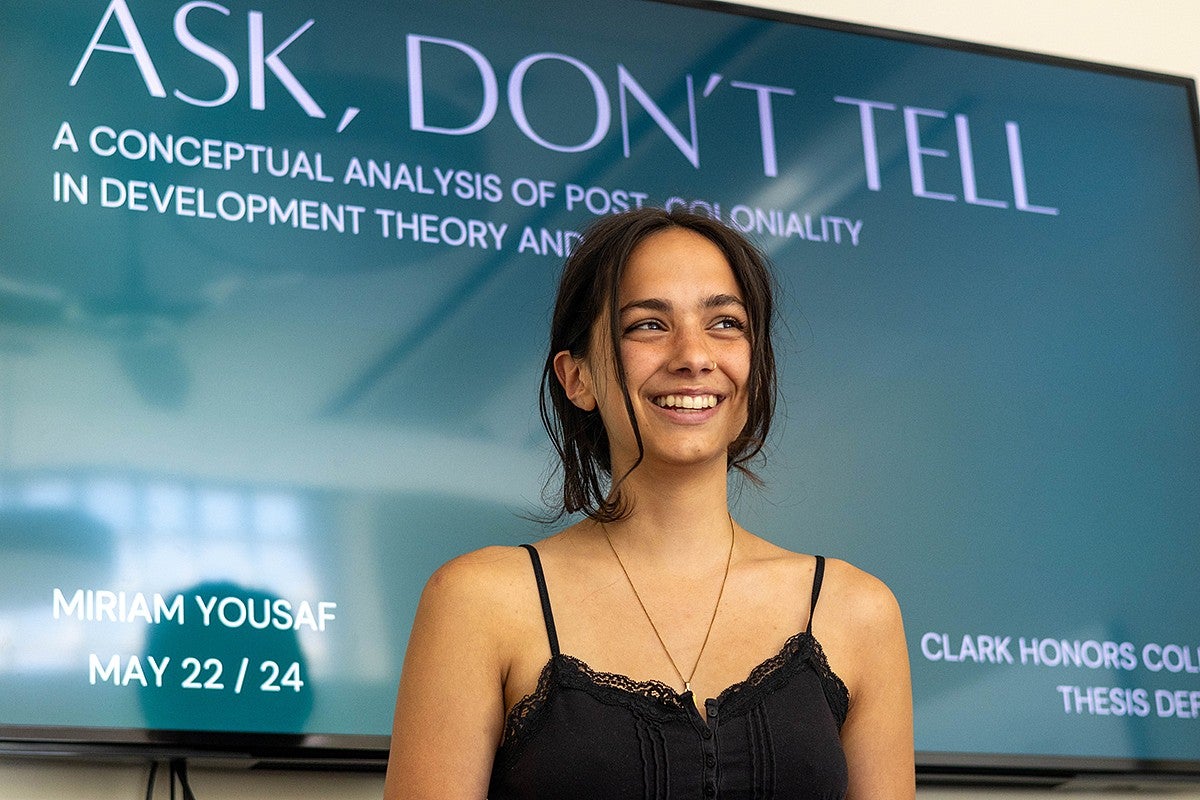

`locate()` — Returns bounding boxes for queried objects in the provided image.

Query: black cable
[171,758,199,800]
[144,761,160,800]
[145,756,201,800]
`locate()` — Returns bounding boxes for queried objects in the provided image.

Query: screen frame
[1,0,1198,784]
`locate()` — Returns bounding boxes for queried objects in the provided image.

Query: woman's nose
[669,327,715,374]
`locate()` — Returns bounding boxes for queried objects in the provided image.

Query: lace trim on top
[496,630,849,771]
[718,629,849,723]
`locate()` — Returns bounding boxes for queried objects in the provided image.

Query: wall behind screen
[1,0,1197,798]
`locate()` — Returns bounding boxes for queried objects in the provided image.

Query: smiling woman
[383,208,915,800]
[540,210,779,522]
[552,225,755,506]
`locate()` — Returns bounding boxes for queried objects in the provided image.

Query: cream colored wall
[3,1,1197,798]
[746,0,1200,80]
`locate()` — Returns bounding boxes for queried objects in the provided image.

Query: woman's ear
[553,350,597,411]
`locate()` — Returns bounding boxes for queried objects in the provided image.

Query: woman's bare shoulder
[419,544,539,616]
[404,543,553,697]
[819,557,904,631]
[807,556,908,706]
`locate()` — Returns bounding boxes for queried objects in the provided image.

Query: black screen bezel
[2,0,1198,784]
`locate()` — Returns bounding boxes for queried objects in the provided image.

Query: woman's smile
[652,393,720,411]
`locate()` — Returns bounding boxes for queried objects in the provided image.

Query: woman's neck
[598,459,736,561]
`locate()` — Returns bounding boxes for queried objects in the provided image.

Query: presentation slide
[0,0,1197,769]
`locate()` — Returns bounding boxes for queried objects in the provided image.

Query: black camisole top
[487,546,850,799]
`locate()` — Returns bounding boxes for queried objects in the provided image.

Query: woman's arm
[826,562,916,800]
[382,549,516,800]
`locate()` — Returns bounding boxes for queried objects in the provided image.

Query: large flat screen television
[1,0,1198,784]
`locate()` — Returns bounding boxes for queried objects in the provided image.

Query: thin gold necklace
[602,514,736,696]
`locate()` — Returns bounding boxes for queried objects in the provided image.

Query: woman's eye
[627,319,665,332]
[714,316,746,331]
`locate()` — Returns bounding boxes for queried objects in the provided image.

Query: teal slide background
[0,0,1197,765]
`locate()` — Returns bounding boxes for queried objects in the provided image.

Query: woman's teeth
[654,394,718,410]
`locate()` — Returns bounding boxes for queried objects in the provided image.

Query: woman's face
[555,226,752,476]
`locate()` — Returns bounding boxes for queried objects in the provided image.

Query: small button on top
[701,727,713,740]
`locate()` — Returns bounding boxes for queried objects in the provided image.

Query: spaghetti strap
[520,544,560,657]
[806,555,826,635]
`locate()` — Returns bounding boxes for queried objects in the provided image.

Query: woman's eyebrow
[618,294,745,315]
[619,297,671,315]
[705,293,745,309]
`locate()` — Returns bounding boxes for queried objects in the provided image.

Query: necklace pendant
[684,681,692,694]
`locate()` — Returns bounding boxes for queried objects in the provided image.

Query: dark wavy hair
[539,207,777,522]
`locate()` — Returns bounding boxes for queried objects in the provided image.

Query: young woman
[383,208,914,799]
